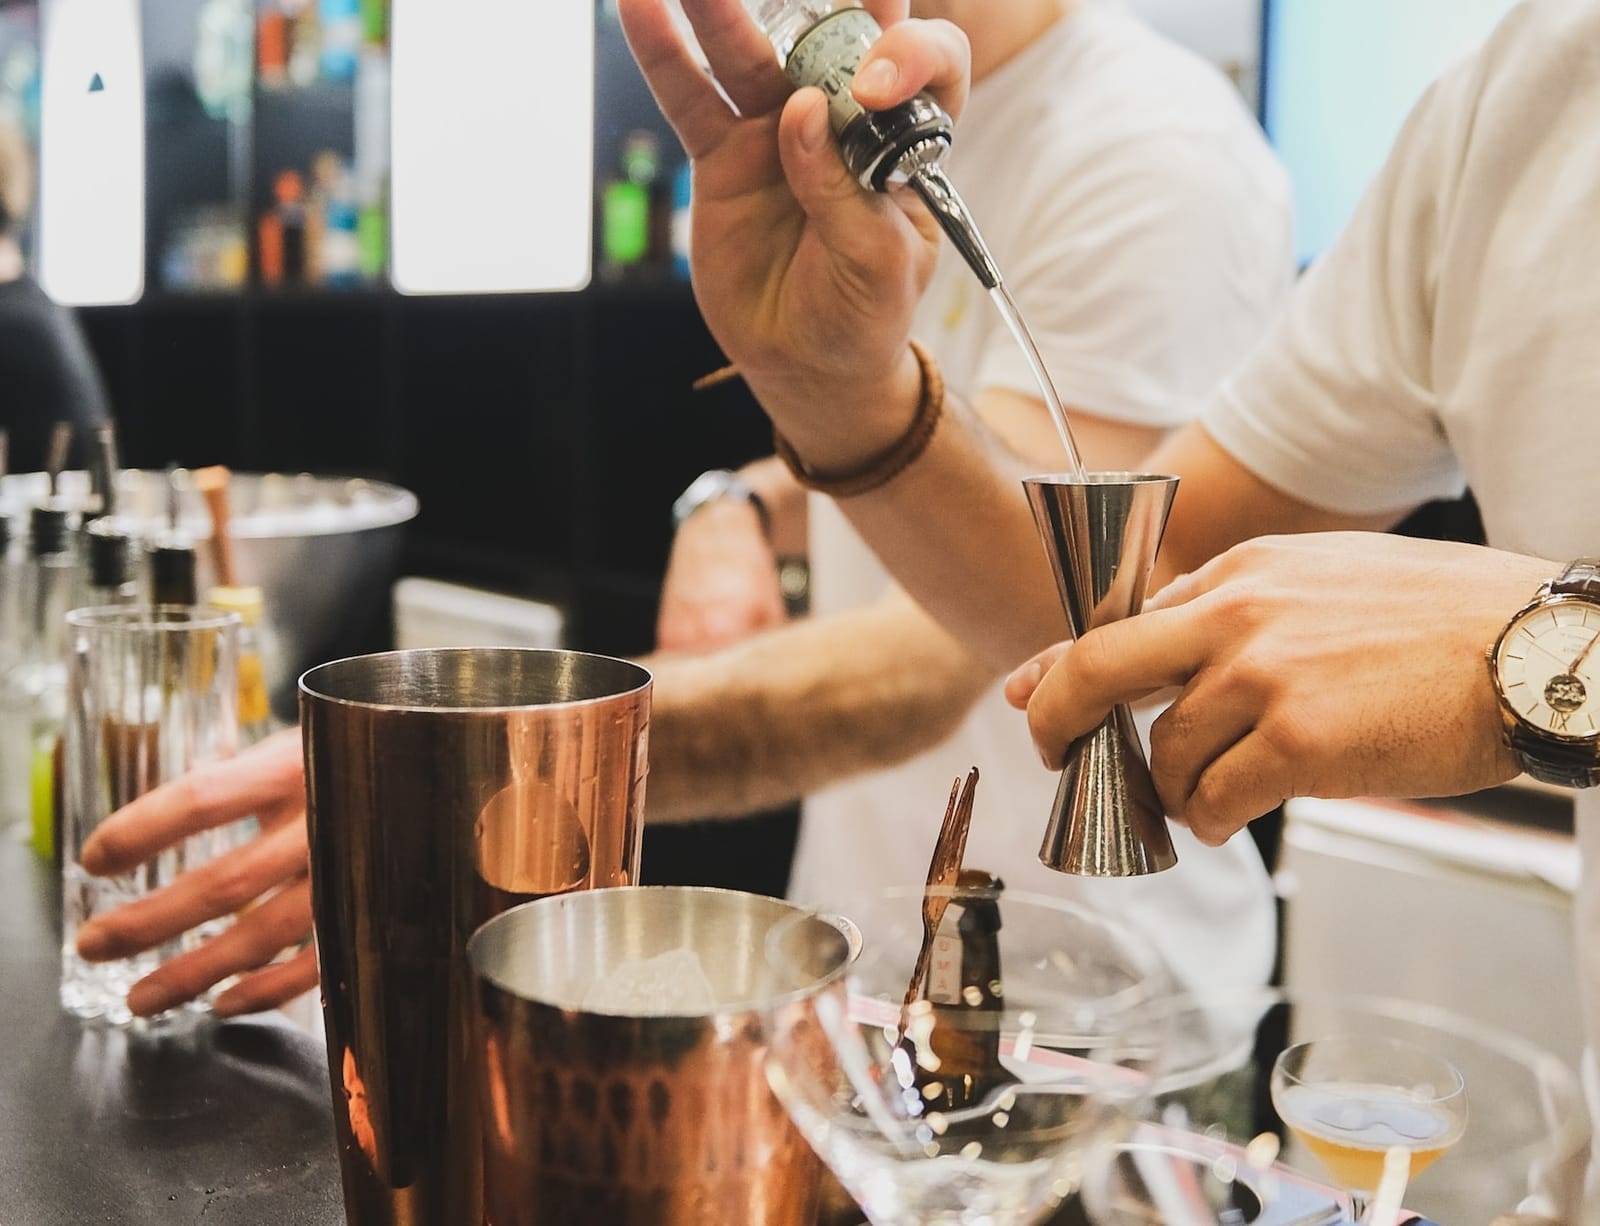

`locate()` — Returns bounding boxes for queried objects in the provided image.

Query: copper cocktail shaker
[300,648,651,1225]
[467,886,853,1225]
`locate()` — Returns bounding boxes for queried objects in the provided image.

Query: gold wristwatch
[1489,558,1600,788]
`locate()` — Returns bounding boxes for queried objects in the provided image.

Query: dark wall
[76,282,774,662]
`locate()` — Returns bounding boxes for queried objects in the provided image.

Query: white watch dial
[1497,599,1600,738]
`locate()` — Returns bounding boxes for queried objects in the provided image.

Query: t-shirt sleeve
[1201,67,1475,516]
[975,128,1292,429]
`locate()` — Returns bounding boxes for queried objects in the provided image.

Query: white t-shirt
[1204,1,1600,1214]
[790,7,1296,995]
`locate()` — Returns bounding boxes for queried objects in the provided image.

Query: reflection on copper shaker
[301,648,651,1226]
[475,719,593,898]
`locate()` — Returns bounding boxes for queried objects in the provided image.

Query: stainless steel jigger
[1024,473,1181,877]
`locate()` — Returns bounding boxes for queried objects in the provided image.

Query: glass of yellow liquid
[1081,990,1577,1224]
[1271,1035,1467,1221]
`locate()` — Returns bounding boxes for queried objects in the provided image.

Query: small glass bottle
[0,504,79,854]
[206,585,277,747]
[918,868,1014,1112]
[744,0,951,190]
[205,585,278,855]
[742,0,1002,287]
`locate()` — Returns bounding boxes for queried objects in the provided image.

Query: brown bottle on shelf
[258,211,284,286]
[276,170,307,285]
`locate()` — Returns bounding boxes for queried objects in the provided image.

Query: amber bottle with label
[917,868,1014,1112]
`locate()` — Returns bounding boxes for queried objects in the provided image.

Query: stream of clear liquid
[987,283,1087,479]
[904,164,1087,478]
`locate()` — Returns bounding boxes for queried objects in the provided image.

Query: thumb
[777,87,901,270]
[1004,641,1072,709]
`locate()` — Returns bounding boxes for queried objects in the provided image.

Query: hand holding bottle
[616,0,972,471]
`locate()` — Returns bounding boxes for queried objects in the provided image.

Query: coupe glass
[763,884,1172,1226]
[1271,1036,1466,1220]
[1080,989,1586,1226]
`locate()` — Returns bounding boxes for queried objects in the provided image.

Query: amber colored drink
[1278,1082,1464,1191]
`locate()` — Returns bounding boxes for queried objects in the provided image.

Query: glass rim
[1021,471,1180,487]
[299,647,653,714]
[467,885,856,1018]
[66,603,243,634]
[790,883,1172,1023]
[1271,1033,1469,1104]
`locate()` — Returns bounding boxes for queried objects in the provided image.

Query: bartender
[0,119,111,471]
[615,0,1599,1216]
[59,2,1600,1214]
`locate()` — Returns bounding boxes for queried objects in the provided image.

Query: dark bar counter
[0,835,343,1223]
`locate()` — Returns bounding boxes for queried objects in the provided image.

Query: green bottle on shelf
[601,131,661,281]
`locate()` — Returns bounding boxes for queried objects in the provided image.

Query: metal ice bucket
[467,887,854,1226]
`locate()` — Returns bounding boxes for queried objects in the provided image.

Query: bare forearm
[825,396,1071,670]
[641,592,993,822]
[754,367,1176,672]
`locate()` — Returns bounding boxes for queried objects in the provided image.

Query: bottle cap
[86,521,133,590]
[207,584,265,626]
[621,131,661,185]
[149,538,198,606]
[29,503,72,557]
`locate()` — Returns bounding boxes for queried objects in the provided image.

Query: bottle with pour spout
[742,0,1003,289]
[0,502,79,855]
[2,422,78,851]
[740,0,1086,472]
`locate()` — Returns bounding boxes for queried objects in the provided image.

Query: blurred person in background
[0,118,110,470]
[64,0,1294,1019]
[617,0,1600,1215]
[652,0,1292,984]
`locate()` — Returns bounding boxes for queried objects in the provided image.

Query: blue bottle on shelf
[671,160,692,281]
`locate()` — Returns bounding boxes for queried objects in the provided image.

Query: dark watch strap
[1508,725,1600,788]
[1510,557,1600,788]
[1551,557,1600,598]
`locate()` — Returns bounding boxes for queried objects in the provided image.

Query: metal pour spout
[1025,474,1180,878]
[907,163,1003,291]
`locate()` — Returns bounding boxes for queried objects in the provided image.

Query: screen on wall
[1261,0,1518,265]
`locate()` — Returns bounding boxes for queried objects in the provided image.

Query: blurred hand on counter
[73,729,315,1019]
[658,499,785,652]
[1005,533,1546,848]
